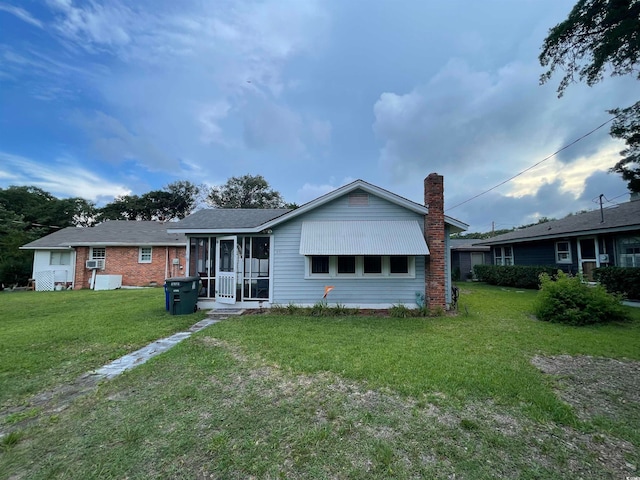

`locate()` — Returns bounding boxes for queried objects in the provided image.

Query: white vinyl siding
[272,191,426,307]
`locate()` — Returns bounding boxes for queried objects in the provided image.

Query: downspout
[165,246,169,279]
[71,248,76,289]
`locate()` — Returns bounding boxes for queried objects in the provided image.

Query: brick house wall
[73,245,187,289]
[424,173,446,310]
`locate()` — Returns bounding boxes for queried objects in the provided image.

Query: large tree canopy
[207,174,289,209]
[99,181,202,221]
[539,0,640,192]
[0,186,96,286]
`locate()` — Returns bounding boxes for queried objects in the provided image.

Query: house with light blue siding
[169,174,467,310]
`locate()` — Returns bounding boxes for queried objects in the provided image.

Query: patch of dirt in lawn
[531,354,640,422]
[0,374,100,437]
[197,336,638,478]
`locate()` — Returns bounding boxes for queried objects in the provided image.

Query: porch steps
[206,309,246,320]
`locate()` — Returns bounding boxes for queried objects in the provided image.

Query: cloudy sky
[1,0,637,232]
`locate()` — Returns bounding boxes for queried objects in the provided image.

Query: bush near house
[594,267,640,301]
[473,264,558,289]
[534,271,629,325]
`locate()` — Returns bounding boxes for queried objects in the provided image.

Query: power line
[594,191,630,205]
[445,113,621,212]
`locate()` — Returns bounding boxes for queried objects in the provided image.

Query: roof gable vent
[348,192,369,206]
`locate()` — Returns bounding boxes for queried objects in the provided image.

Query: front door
[216,236,237,304]
[577,237,599,281]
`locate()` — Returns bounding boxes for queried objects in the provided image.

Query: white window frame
[306,255,415,279]
[555,241,572,264]
[90,247,106,269]
[618,236,640,268]
[494,246,514,266]
[50,251,71,266]
[139,246,152,263]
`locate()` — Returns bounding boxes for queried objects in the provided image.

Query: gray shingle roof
[479,200,640,245]
[169,208,291,230]
[449,239,490,251]
[21,221,186,249]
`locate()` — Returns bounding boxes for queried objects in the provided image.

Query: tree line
[0,174,292,287]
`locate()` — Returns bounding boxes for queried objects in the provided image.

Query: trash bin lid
[165,276,200,282]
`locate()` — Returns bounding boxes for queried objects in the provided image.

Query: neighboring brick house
[21,221,187,290]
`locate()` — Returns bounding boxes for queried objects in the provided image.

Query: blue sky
[0,0,638,232]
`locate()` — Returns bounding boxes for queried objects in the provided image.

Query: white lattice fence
[35,271,55,291]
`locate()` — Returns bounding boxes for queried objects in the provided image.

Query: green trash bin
[164,276,200,315]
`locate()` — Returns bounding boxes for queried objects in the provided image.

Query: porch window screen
[618,236,640,267]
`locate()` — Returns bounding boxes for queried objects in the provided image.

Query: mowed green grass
[211,284,640,422]
[0,288,205,406]
[1,283,639,479]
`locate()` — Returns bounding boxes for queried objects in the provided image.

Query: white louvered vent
[348,192,369,206]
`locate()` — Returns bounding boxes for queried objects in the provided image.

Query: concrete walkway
[90,310,245,380]
[0,309,244,437]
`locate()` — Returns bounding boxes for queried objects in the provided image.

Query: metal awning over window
[299,221,429,256]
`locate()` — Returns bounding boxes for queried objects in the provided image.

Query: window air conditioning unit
[86,259,104,269]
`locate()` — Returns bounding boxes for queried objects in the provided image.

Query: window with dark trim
[389,256,409,274]
[337,256,356,274]
[307,255,416,278]
[363,256,382,274]
[311,256,330,274]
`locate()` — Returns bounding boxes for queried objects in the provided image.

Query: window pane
[390,256,408,274]
[140,247,152,262]
[363,256,382,274]
[92,248,105,259]
[50,251,71,265]
[252,237,269,259]
[311,256,329,274]
[337,256,356,274]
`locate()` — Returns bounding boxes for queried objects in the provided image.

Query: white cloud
[0,151,130,202]
[198,101,232,146]
[72,111,177,170]
[47,0,134,49]
[296,176,355,204]
[0,3,43,28]
[310,119,332,146]
[243,100,305,154]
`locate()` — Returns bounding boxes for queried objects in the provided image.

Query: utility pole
[599,194,604,223]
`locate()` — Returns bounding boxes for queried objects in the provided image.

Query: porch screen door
[577,238,599,281]
[216,236,237,304]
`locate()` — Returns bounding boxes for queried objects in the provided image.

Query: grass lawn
[0,283,639,479]
[0,288,206,407]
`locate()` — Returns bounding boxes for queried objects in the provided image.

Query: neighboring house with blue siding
[169,174,468,310]
[450,239,491,280]
[478,198,640,280]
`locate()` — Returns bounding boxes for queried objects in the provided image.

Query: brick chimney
[424,173,446,310]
